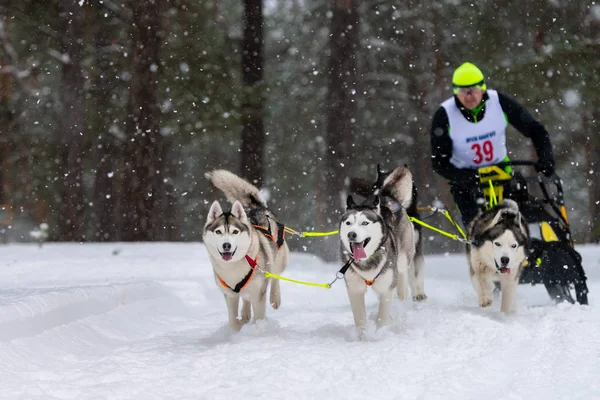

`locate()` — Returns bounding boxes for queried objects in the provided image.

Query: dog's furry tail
[382,166,414,209]
[205,169,266,209]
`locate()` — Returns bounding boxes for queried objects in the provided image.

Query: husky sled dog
[339,165,425,332]
[203,170,289,331]
[467,199,529,313]
[348,164,427,302]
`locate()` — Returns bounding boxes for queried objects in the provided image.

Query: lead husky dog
[467,199,529,313]
[339,166,424,333]
[203,170,289,331]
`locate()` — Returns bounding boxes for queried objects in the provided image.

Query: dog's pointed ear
[377,164,387,181]
[517,211,525,226]
[207,201,223,224]
[231,200,248,223]
[372,195,380,207]
[371,164,383,193]
[516,211,527,236]
[375,164,388,190]
[375,196,382,214]
[346,195,357,210]
[486,208,505,231]
[367,195,382,215]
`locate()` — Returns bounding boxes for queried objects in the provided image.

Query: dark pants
[450,183,484,227]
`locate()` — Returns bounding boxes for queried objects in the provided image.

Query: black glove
[453,169,484,198]
[534,159,555,177]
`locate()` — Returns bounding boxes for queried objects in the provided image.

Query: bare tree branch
[0,21,37,95]
[95,0,131,22]
[0,5,60,40]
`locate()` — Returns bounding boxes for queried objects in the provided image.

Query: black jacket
[430,91,554,184]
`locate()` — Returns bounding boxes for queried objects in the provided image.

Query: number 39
[472,140,494,164]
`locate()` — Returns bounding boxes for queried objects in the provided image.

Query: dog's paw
[269,293,281,310]
[479,298,493,308]
[270,281,281,309]
[229,320,243,332]
[413,293,427,302]
[396,285,409,301]
[240,302,251,323]
[270,298,280,310]
[270,290,281,309]
[376,315,392,329]
[352,322,373,341]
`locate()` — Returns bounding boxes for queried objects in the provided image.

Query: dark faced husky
[339,166,424,333]
[467,199,529,313]
[203,170,289,331]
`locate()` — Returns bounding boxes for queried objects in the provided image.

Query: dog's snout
[500,256,510,266]
[347,231,357,241]
[222,242,232,252]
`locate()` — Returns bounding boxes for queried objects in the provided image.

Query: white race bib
[442,90,508,169]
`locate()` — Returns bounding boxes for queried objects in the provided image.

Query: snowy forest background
[0,0,599,260]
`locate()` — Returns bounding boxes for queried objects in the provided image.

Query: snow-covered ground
[1,242,599,399]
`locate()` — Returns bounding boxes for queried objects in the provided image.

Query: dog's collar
[364,266,385,286]
[346,259,385,286]
[217,255,259,293]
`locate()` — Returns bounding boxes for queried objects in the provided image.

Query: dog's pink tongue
[352,243,367,260]
[500,267,510,274]
[221,253,233,261]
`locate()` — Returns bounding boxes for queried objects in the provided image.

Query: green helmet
[452,62,487,91]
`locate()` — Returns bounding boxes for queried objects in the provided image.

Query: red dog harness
[217,255,259,293]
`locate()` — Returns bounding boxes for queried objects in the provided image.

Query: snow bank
[0,282,185,341]
[0,243,598,399]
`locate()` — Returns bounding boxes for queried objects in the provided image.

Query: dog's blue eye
[511,244,517,248]
[215,230,222,235]
[361,221,369,226]
[494,242,500,246]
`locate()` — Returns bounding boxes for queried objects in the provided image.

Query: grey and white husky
[339,166,425,333]
[467,199,529,313]
[203,170,289,331]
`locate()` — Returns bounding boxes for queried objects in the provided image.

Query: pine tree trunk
[0,65,13,243]
[586,112,600,243]
[91,1,122,241]
[324,0,359,211]
[156,138,179,240]
[121,0,165,241]
[240,0,265,186]
[58,1,86,241]
[0,68,12,206]
[430,7,459,245]
[316,0,359,261]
